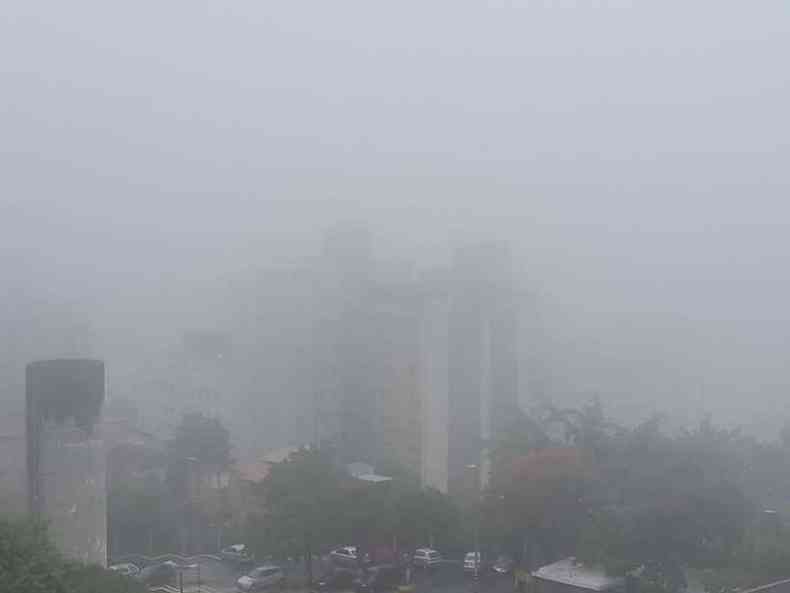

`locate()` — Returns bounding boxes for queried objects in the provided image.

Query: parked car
[353,565,401,593]
[412,548,442,568]
[464,551,484,574]
[136,561,177,586]
[108,562,140,578]
[330,546,370,568]
[237,565,286,592]
[222,544,254,565]
[492,555,514,575]
[314,567,358,591]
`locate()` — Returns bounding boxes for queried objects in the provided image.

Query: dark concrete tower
[26,358,107,565]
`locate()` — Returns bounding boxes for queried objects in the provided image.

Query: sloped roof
[261,446,302,464]
[347,462,375,477]
[355,473,392,483]
[236,460,272,483]
[533,557,623,592]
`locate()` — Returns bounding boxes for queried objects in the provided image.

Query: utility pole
[466,464,481,593]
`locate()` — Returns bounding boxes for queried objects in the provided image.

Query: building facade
[447,243,518,496]
[313,232,518,496]
[26,358,108,566]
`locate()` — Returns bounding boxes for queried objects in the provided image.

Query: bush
[0,515,145,593]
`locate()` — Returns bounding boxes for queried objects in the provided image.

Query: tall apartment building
[315,224,378,464]
[313,229,518,496]
[447,243,518,496]
[418,282,451,493]
[371,301,423,475]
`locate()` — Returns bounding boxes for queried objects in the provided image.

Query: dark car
[353,565,400,593]
[314,567,357,591]
[136,561,177,586]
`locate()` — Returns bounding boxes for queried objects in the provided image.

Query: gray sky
[3,1,790,435]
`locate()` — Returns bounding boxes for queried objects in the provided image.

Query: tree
[544,397,621,460]
[391,487,461,552]
[0,517,67,593]
[259,447,346,582]
[488,446,592,567]
[109,474,172,556]
[0,515,145,593]
[107,442,171,557]
[490,404,552,480]
[576,417,752,593]
[168,411,231,469]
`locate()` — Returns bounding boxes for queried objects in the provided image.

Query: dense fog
[3,0,790,453]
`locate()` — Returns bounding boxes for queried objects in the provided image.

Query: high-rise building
[312,230,518,496]
[371,302,422,474]
[316,224,377,463]
[418,285,451,493]
[447,243,518,496]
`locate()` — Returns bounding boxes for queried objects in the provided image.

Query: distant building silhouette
[447,243,518,495]
[26,359,107,566]
[313,229,518,496]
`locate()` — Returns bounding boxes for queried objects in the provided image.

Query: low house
[533,558,624,593]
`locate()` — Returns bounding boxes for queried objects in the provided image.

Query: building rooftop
[261,446,302,464]
[356,473,393,483]
[235,460,272,483]
[533,557,623,592]
[347,462,375,477]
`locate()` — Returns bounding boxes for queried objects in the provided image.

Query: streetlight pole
[466,464,481,593]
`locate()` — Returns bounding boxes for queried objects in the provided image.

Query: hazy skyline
[3,1,790,438]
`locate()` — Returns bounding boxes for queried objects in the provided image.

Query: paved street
[172,561,515,593]
[410,564,514,593]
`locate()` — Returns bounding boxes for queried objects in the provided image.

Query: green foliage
[545,397,621,458]
[391,487,461,550]
[168,411,231,468]
[62,562,146,593]
[701,515,790,592]
[0,517,67,593]
[108,474,174,556]
[488,402,790,592]
[258,447,347,558]
[256,447,461,562]
[576,510,629,575]
[0,516,145,593]
[490,404,552,476]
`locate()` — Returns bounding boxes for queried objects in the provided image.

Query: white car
[330,546,369,567]
[222,544,253,564]
[412,548,442,568]
[236,565,285,592]
[464,552,483,573]
[108,562,140,578]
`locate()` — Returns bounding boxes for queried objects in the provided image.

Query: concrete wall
[26,358,107,566]
[419,296,449,493]
[39,422,107,565]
